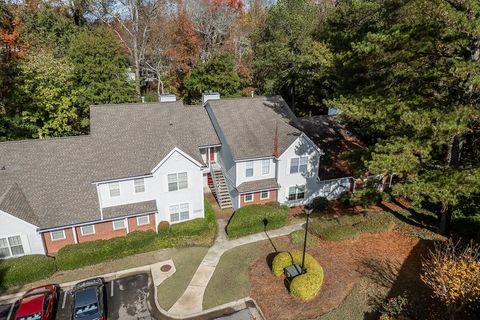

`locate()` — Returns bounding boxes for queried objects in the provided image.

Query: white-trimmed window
[244,193,253,202]
[262,159,270,175]
[80,225,95,236]
[50,230,66,241]
[112,219,127,230]
[260,191,270,200]
[0,236,24,258]
[109,182,120,197]
[289,156,308,174]
[288,185,306,201]
[169,203,190,223]
[168,172,188,192]
[245,161,254,177]
[137,215,150,226]
[134,178,145,193]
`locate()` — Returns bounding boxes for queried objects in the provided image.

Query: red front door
[210,147,215,162]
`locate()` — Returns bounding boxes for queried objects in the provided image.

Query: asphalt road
[0,273,154,320]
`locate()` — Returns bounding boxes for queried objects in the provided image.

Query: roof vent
[160,94,177,102]
[202,92,220,105]
[0,166,5,170]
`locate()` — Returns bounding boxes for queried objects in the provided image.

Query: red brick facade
[41,213,156,254]
[240,190,278,207]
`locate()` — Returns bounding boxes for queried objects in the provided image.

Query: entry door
[210,147,215,162]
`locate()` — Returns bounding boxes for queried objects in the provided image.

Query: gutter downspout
[96,183,104,221]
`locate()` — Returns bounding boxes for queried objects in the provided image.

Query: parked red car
[15,285,58,320]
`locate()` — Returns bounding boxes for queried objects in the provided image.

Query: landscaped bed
[226,202,288,239]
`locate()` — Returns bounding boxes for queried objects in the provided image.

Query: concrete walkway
[168,221,303,316]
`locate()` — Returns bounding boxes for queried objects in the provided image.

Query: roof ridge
[0,134,91,146]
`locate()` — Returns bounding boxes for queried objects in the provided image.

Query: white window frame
[288,185,306,201]
[244,193,254,202]
[0,236,24,258]
[109,182,120,197]
[261,159,270,175]
[168,172,188,192]
[289,156,308,174]
[260,191,270,200]
[112,219,127,230]
[136,215,150,226]
[245,161,254,177]
[134,178,145,193]
[50,230,66,241]
[169,203,190,223]
[80,225,95,236]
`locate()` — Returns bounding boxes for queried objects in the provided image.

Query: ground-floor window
[80,225,95,236]
[170,203,190,223]
[288,185,305,201]
[0,235,24,258]
[50,230,66,241]
[260,191,270,200]
[137,215,150,226]
[244,193,254,202]
[112,219,127,230]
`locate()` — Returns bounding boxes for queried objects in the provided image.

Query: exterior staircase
[210,166,233,209]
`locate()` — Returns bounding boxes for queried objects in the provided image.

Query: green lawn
[203,237,289,310]
[157,247,209,310]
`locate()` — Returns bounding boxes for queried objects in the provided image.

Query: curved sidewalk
[168,221,303,316]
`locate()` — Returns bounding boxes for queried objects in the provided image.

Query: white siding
[277,135,321,206]
[235,158,276,187]
[97,149,205,226]
[0,210,45,257]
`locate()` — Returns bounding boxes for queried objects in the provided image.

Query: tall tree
[91,0,164,98]
[253,0,334,114]
[15,49,79,138]
[324,0,480,233]
[67,26,136,130]
[183,53,244,103]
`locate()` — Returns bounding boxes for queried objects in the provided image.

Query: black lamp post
[301,205,313,273]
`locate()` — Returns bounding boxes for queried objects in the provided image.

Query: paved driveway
[1,273,155,320]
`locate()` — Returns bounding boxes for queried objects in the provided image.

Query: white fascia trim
[238,187,279,194]
[0,209,39,229]
[92,173,153,185]
[152,147,203,173]
[277,134,324,160]
[199,144,222,148]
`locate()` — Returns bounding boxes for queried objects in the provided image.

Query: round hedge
[271,251,324,300]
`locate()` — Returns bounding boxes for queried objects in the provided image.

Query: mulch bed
[249,229,428,320]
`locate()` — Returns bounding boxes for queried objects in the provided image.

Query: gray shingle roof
[0,102,219,229]
[0,183,39,226]
[236,178,280,193]
[207,96,301,160]
[102,200,157,220]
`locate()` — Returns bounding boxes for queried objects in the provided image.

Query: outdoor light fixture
[284,204,313,280]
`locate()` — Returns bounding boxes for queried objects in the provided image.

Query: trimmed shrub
[339,191,356,207]
[56,197,218,271]
[290,272,324,300]
[289,230,318,247]
[312,197,329,213]
[357,187,382,206]
[227,204,288,239]
[272,251,322,277]
[316,224,359,241]
[271,251,324,301]
[265,201,281,208]
[157,221,170,234]
[0,255,56,289]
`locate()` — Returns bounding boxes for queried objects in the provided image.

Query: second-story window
[262,159,270,175]
[168,172,188,192]
[290,156,308,174]
[245,161,254,177]
[134,178,145,193]
[109,182,120,197]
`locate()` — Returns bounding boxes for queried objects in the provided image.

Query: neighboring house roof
[299,115,366,179]
[0,102,220,229]
[236,178,280,194]
[102,200,157,220]
[206,96,302,161]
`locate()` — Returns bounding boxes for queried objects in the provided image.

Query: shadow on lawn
[377,200,437,232]
[359,239,436,319]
